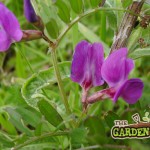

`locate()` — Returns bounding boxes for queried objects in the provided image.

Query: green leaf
[78,23,110,55]
[0,112,17,135]
[34,122,43,136]
[104,111,120,128]
[0,132,14,148]
[106,11,117,29]
[21,61,71,108]
[127,27,143,53]
[5,107,33,136]
[122,0,132,8]
[129,47,150,59]
[84,116,107,144]
[55,0,70,23]
[69,0,83,14]
[70,128,87,146]
[40,1,59,24]
[84,116,105,135]
[90,0,102,8]
[16,107,42,128]
[46,19,59,39]
[37,99,65,130]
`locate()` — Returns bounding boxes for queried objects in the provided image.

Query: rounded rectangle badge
[111,113,150,139]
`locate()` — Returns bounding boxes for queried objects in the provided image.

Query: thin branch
[56,7,141,49]
[51,49,71,115]
[75,144,130,150]
[11,131,69,150]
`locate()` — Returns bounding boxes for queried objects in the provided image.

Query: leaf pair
[21,62,71,129]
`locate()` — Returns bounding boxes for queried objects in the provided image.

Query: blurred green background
[0,0,150,149]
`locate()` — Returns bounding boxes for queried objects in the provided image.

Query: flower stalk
[51,48,71,115]
[21,30,43,41]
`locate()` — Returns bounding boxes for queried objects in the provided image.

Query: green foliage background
[0,0,150,149]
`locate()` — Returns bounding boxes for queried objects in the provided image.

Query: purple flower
[24,0,38,23]
[0,3,23,52]
[71,40,104,90]
[114,79,144,104]
[101,48,144,104]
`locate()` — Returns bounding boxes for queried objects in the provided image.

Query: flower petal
[24,0,38,23]
[91,42,104,86]
[5,11,23,41]
[125,58,134,79]
[101,48,132,87]
[114,79,144,104]
[0,25,11,51]
[71,40,90,85]
[71,41,104,89]
[0,3,23,42]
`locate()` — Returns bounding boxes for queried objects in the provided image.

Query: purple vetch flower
[113,79,144,104]
[24,0,38,23]
[101,48,144,104]
[71,40,104,90]
[0,3,23,52]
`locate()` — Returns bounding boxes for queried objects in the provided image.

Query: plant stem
[56,7,141,47]
[17,44,51,100]
[100,11,106,42]
[75,144,130,150]
[0,53,5,74]
[12,131,69,150]
[51,49,71,115]
[110,1,144,53]
[18,46,34,74]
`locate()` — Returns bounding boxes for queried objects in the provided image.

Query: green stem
[18,47,34,74]
[56,7,141,46]
[51,49,71,115]
[0,53,5,74]
[12,131,69,150]
[100,11,106,42]
[16,44,50,100]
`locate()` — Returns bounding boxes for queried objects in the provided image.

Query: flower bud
[24,0,38,23]
[24,0,44,31]
[21,30,43,42]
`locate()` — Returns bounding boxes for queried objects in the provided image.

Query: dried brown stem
[21,30,42,41]
[110,1,145,53]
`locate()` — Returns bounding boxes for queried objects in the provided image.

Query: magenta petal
[101,48,132,87]
[114,79,144,104]
[91,42,104,86]
[4,11,23,41]
[24,0,38,23]
[71,41,90,83]
[0,28,11,51]
[0,3,22,51]
[71,40,104,89]
[125,58,134,79]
